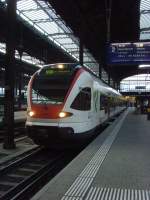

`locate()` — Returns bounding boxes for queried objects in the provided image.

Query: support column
[105,0,112,43]
[18,72,22,109]
[15,80,17,96]
[79,38,83,66]
[113,80,116,89]
[3,0,17,149]
[108,73,110,85]
[117,81,120,91]
[99,63,102,79]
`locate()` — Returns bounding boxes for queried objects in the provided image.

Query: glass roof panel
[70,52,79,57]
[55,37,74,44]
[62,43,78,49]
[52,35,70,39]
[15,51,44,66]
[22,10,49,21]
[0,0,100,74]
[123,74,150,81]
[120,74,150,92]
[140,0,150,40]
[0,42,43,67]
[0,43,6,54]
[17,0,38,10]
[37,22,61,34]
[140,14,150,29]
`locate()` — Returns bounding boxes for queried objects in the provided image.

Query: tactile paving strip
[85,187,150,200]
[61,111,128,200]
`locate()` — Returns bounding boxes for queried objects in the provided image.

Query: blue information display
[107,42,150,65]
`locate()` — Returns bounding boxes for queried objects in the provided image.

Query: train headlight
[59,112,73,118]
[28,111,35,117]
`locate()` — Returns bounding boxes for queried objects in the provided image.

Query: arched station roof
[0,0,150,82]
[49,0,141,81]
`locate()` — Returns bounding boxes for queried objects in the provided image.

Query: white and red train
[26,63,126,147]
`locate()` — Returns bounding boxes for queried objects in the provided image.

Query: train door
[99,94,109,123]
[91,89,99,127]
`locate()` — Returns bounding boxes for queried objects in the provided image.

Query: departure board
[107,42,150,65]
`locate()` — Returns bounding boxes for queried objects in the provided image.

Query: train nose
[29,104,64,119]
[58,127,74,138]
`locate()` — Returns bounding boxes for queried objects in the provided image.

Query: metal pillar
[108,73,110,85]
[113,80,116,89]
[105,0,112,82]
[115,82,118,90]
[105,0,112,43]
[18,72,22,109]
[79,38,83,66]
[99,63,102,79]
[15,81,17,96]
[117,81,120,91]
[3,0,17,149]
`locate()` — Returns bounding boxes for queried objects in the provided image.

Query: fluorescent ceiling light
[139,64,150,68]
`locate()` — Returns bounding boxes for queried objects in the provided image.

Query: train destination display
[107,42,150,65]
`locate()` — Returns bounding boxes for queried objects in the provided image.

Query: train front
[26,63,79,146]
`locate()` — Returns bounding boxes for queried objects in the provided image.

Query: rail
[0,147,76,200]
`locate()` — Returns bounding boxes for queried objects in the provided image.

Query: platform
[0,137,37,165]
[14,110,27,122]
[32,108,150,200]
[0,110,26,124]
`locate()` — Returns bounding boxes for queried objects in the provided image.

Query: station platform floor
[0,110,26,124]
[32,108,150,200]
[0,137,36,165]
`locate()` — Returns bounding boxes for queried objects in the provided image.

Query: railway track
[0,121,26,143]
[0,110,125,199]
[0,147,76,200]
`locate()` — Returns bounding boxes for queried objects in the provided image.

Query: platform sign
[107,42,150,65]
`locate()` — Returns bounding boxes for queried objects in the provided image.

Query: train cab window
[71,87,91,111]
[31,68,75,104]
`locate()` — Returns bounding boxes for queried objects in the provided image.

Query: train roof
[39,63,98,77]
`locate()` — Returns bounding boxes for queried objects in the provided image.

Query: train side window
[71,87,91,110]
[100,94,107,110]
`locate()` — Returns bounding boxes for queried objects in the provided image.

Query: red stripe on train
[64,68,84,103]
